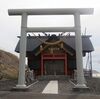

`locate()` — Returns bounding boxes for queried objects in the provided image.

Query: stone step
[37,75,70,81]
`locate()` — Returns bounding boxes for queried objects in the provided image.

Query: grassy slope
[0,49,19,80]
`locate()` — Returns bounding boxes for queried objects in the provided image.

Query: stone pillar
[74,13,87,88]
[16,13,27,88]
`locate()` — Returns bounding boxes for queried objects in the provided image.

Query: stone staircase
[37,75,70,81]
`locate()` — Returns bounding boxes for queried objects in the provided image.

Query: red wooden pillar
[41,53,43,75]
[64,53,67,75]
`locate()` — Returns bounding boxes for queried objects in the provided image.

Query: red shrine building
[15,34,94,77]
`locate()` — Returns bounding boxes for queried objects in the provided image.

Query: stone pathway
[42,80,58,94]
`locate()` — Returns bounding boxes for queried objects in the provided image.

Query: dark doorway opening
[44,60,64,75]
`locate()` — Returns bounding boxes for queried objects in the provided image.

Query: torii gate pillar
[16,13,27,88]
[74,13,86,88]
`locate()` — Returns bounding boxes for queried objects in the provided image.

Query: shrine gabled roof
[60,36,94,52]
[15,35,94,53]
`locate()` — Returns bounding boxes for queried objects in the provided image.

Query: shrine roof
[15,35,94,53]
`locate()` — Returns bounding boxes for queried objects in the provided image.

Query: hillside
[0,49,19,80]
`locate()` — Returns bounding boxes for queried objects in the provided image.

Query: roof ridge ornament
[32,32,63,45]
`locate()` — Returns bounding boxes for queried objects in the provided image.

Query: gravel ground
[29,80,49,93]
[0,77,100,95]
[58,80,74,94]
[86,77,100,94]
[0,79,36,91]
[0,80,17,91]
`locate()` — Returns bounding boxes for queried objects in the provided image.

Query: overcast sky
[0,0,100,71]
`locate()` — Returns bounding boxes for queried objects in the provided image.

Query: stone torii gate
[8,8,94,89]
